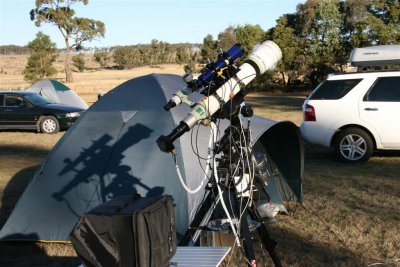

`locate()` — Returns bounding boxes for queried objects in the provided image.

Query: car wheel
[40,116,60,134]
[333,128,374,163]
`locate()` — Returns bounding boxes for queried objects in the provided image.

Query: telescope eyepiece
[164,100,176,111]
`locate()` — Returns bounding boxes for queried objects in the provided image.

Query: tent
[27,79,89,109]
[0,74,303,242]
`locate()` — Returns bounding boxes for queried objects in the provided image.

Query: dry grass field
[0,57,399,266]
[0,54,185,96]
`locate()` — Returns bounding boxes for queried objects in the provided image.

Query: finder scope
[164,44,244,111]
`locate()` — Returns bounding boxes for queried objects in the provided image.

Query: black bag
[70,194,176,267]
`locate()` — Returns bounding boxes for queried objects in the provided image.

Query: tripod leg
[238,210,257,267]
[256,223,282,267]
[236,203,283,267]
[222,192,257,267]
[180,191,217,246]
[248,208,282,267]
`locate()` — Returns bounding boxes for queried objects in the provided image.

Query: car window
[24,93,52,105]
[364,76,400,102]
[5,95,25,107]
[0,95,4,107]
[310,79,362,100]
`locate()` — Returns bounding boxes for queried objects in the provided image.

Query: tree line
[111,41,201,70]
[0,45,31,55]
[199,0,399,90]
[5,0,399,88]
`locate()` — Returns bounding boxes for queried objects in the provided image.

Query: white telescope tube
[182,41,282,129]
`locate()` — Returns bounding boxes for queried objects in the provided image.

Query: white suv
[301,70,400,162]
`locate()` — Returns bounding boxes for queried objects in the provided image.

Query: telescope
[157,40,282,153]
[164,44,244,111]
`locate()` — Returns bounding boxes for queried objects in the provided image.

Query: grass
[0,131,78,267]
[269,145,400,266]
[0,67,399,266]
[0,54,185,93]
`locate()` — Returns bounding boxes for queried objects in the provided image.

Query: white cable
[173,123,214,194]
[211,122,242,248]
[368,258,400,266]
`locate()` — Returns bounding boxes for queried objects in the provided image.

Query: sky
[0,0,304,49]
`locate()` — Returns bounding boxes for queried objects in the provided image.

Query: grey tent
[0,74,302,242]
[27,79,89,109]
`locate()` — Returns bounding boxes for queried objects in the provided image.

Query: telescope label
[194,106,206,117]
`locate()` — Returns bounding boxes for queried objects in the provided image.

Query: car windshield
[24,93,52,105]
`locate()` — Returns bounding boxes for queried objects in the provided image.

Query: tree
[218,26,237,50]
[147,39,173,65]
[93,49,109,68]
[313,0,345,63]
[72,53,85,72]
[201,34,219,63]
[0,45,30,55]
[30,0,105,82]
[296,0,319,34]
[113,46,137,69]
[23,32,58,83]
[183,61,196,73]
[266,16,305,87]
[341,0,400,48]
[234,24,265,57]
[176,47,190,65]
[297,0,346,87]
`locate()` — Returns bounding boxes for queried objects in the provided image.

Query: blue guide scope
[194,44,244,89]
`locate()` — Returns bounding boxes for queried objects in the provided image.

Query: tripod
[179,100,282,267]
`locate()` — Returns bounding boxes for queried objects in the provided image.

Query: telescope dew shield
[247,41,282,74]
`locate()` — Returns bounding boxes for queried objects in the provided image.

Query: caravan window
[0,95,4,107]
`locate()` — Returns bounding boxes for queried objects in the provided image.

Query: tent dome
[27,79,88,109]
[1,74,303,241]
